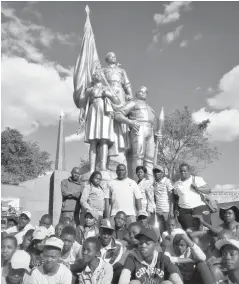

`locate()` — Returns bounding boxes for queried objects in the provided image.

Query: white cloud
[192,65,239,142]
[154,1,191,26]
[207,65,239,110]
[65,132,85,143]
[213,184,239,191]
[180,40,188,48]
[164,25,183,44]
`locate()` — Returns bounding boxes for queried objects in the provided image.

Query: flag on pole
[73,5,101,112]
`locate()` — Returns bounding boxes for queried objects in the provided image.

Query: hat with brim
[219,206,239,222]
[33,226,48,241]
[11,250,31,272]
[137,210,148,218]
[135,228,158,243]
[153,165,164,172]
[100,219,115,231]
[44,237,64,251]
[215,238,239,251]
[20,211,31,220]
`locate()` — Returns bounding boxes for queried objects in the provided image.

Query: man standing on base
[60,167,83,226]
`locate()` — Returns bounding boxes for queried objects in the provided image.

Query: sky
[1,1,239,190]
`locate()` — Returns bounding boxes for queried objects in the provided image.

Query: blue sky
[1,1,239,190]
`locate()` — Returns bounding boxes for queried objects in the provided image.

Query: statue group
[74,8,163,181]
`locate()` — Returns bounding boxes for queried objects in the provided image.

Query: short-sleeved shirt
[174,175,206,209]
[60,241,82,266]
[106,178,142,216]
[123,250,178,284]
[27,263,72,284]
[154,177,174,214]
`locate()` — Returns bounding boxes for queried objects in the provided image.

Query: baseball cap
[135,228,158,243]
[215,238,239,251]
[44,237,64,250]
[11,250,31,272]
[33,226,48,240]
[100,219,115,231]
[137,210,148,218]
[153,165,164,172]
[85,209,98,219]
[20,211,31,220]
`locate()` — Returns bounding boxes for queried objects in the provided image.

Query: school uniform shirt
[106,178,142,216]
[26,263,72,284]
[77,258,113,284]
[119,249,179,284]
[174,175,206,209]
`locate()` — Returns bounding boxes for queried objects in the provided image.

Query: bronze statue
[114,86,162,180]
[84,70,120,172]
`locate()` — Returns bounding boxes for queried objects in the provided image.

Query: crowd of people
[1,163,239,284]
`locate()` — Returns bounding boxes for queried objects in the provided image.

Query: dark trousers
[178,205,211,230]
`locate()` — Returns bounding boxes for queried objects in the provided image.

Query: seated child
[38,214,55,237]
[55,222,65,238]
[29,226,49,268]
[1,236,18,276]
[215,238,239,284]
[165,233,206,284]
[60,226,82,267]
[119,228,183,284]
[162,217,186,254]
[77,237,113,284]
[113,211,128,244]
[19,229,34,251]
[76,210,99,245]
[1,250,30,284]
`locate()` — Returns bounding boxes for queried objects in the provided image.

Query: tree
[1,127,52,184]
[157,107,220,182]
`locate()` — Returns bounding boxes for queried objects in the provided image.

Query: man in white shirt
[105,163,142,227]
[26,237,72,284]
[4,211,34,245]
[173,163,211,230]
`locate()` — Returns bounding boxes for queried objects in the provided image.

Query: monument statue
[84,70,120,173]
[114,86,162,180]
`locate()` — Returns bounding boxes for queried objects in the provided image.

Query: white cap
[11,250,31,272]
[33,226,48,240]
[20,211,31,220]
[137,210,148,218]
[215,238,239,251]
[44,237,64,250]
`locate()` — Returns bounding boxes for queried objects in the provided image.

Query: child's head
[7,218,18,229]
[39,214,52,229]
[55,222,65,238]
[61,217,73,227]
[114,211,127,229]
[82,237,101,264]
[1,236,17,262]
[85,211,97,227]
[166,217,177,233]
[137,211,149,228]
[128,222,142,245]
[173,234,188,256]
[99,219,115,247]
[21,229,34,251]
[89,171,102,187]
[135,228,158,260]
[31,226,48,252]
[61,226,76,253]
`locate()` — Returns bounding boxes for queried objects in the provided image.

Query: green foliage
[1,127,52,184]
[157,107,220,182]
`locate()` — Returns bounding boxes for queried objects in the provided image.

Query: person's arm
[80,184,92,212]
[192,215,222,235]
[133,182,143,212]
[180,234,206,262]
[191,177,211,194]
[61,180,72,199]
[169,273,184,284]
[61,266,73,284]
[122,69,133,101]
[118,255,135,284]
[167,179,174,216]
[135,198,142,212]
[104,184,111,218]
[103,88,121,105]
[163,254,183,284]
[146,182,156,214]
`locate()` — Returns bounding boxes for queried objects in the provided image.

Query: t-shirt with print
[106,178,142,216]
[27,263,72,284]
[123,250,178,284]
[174,175,206,209]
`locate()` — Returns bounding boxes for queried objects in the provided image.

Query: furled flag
[73,5,101,119]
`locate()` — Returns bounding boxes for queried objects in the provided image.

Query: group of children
[1,205,239,284]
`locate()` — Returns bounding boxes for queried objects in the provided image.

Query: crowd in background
[1,163,239,284]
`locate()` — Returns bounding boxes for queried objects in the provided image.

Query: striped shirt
[153,177,173,214]
[137,178,155,213]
